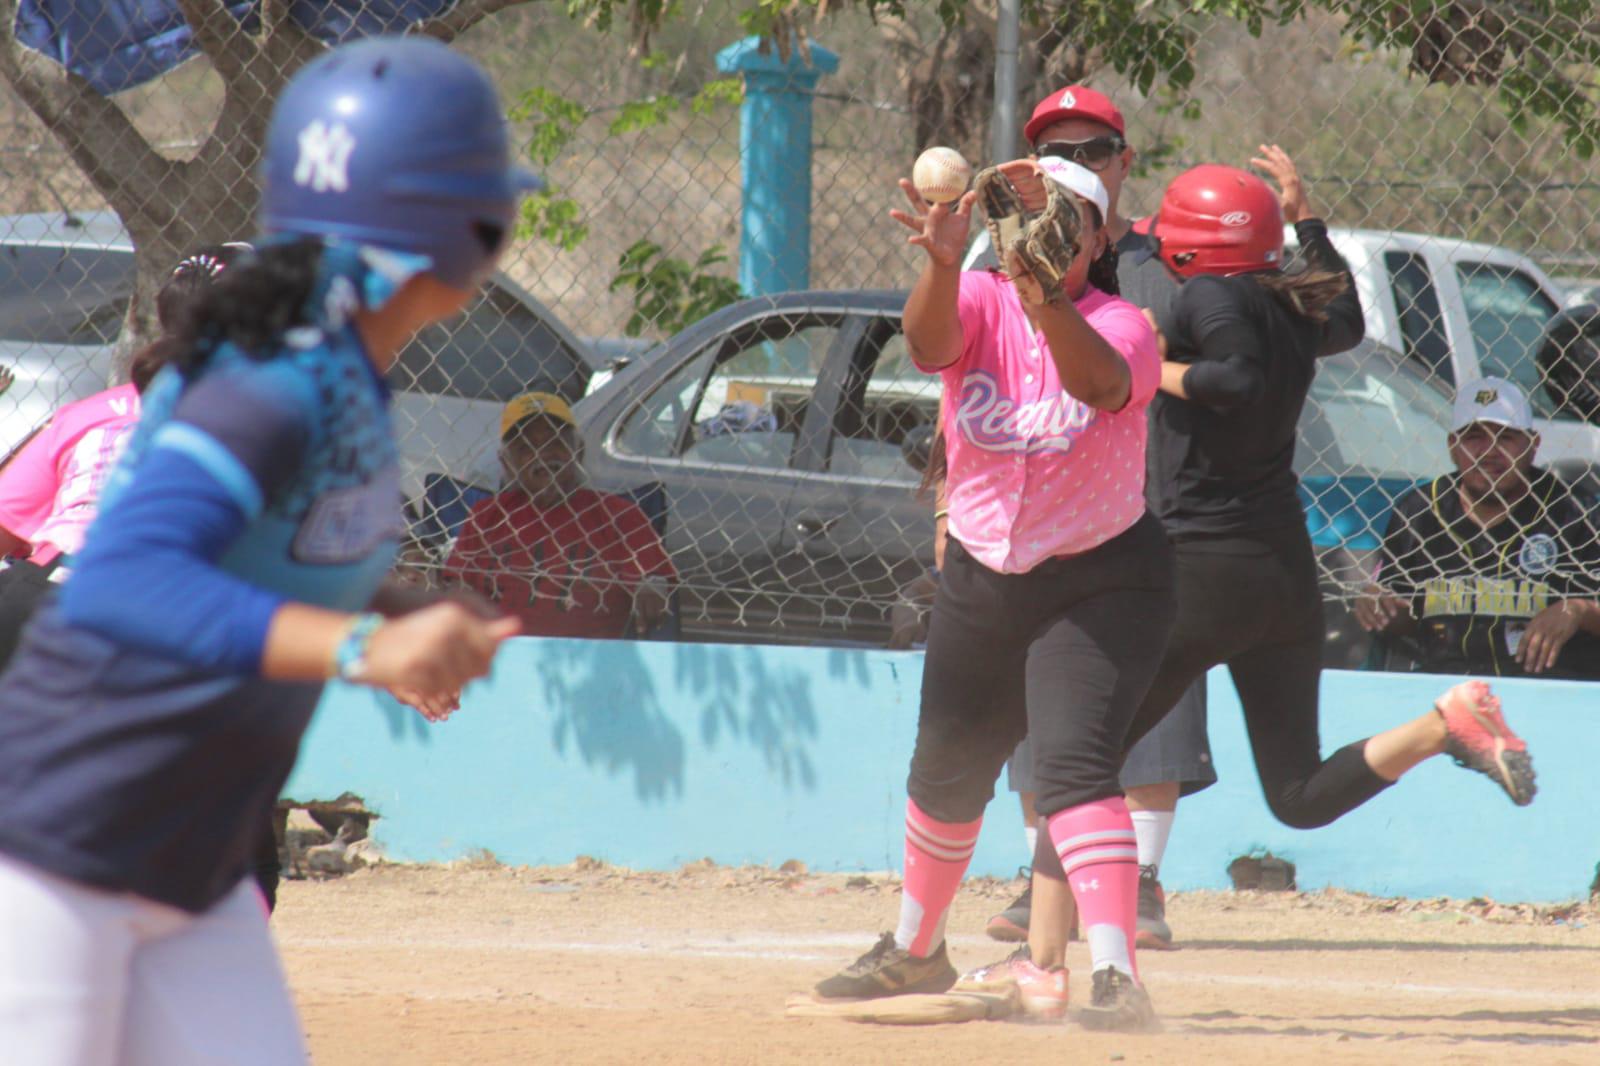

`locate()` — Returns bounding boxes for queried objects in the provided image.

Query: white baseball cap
[1451,376,1534,433]
[1036,157,1110,225]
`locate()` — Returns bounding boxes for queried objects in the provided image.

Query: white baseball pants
[0,853,308,1065]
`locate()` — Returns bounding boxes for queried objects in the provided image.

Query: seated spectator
[444,392,675,639]
[1357,377,1600,677]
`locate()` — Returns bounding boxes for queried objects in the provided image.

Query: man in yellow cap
[443,392,674,638]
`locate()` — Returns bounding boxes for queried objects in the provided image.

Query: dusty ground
[273,859,1600,1065]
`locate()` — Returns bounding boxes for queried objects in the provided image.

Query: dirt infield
[274,860,1600,1065]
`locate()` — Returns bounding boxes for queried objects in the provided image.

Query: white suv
[0,211,596,502]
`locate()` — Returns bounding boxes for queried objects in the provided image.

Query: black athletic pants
[909,511,1175,823]
[1122,524,1393,830]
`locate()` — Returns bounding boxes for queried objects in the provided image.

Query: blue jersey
[0,325,401,912]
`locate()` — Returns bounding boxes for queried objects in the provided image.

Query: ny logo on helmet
[294,120,357,194]
[1475,388,1499,405]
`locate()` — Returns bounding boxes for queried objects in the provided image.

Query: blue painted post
[715,38,839,297]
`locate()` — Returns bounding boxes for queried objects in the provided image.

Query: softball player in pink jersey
[812,158,1173,1029]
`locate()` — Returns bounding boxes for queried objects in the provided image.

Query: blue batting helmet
[261,36,542,289]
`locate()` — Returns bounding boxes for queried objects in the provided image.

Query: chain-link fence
[3,2,1600,673]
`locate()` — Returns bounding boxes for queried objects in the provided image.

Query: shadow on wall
[523,640,848,802]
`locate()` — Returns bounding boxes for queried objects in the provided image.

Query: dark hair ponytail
[1077,203,1119,296]
[169,239,324,376]
[1086,235,1120,296]
[1255,268,1348,323]
[917,426,947,502]
[125,241,254,392]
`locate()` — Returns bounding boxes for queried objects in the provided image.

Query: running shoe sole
[1437,682,1536,806]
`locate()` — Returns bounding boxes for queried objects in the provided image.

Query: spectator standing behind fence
[444,391,675,638]
[1357,377,1600,678]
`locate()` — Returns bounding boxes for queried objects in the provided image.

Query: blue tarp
[14,0,457,95]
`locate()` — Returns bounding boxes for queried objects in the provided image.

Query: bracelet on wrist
[334,612,384,683]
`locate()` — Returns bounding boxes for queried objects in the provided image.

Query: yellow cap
[501,391,577,439]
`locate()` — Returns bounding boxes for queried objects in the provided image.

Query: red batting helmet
[1148,164,1283,278]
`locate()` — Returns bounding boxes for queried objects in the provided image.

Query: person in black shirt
[1111,151,1536,819]
[1358,377,1600,677]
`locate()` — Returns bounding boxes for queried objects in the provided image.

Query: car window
[1296,345,1451,481]
[0,245,133,345]
[1455,262,1560,416]
[392,282,589,402]
[614,318,845,470]
[829,327,939,484]
[1384,252,1453,386]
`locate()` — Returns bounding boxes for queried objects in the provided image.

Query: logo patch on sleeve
[292,467,403,565]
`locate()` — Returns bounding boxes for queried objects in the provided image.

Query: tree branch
[412,0,535,43]
[172,0,256,85]
[0,0,178,226]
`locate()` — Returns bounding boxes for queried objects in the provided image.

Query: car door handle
[794,515,839,539]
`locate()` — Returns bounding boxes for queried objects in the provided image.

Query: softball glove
[974,161,1084,304]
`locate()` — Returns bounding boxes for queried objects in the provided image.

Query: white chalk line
[276,931,1600,1008]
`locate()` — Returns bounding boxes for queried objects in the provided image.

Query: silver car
[0,211,595,501]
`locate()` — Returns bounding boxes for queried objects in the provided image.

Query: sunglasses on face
[1034,136,1127,172]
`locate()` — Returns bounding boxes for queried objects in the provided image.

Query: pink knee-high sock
[1047,796,1140,981]
[894,800,982,957]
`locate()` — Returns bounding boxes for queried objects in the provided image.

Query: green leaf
[516,190,589,251]
[608,240,742,338]
[691,77,745,115]
[609,96,681,136]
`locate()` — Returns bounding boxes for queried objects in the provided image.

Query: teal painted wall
[286,639,1597,902]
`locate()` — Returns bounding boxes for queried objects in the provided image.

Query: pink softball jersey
[0,383,142,564]
[931,271,1159,574]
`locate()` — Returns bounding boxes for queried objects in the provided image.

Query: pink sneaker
[955,946,1069,1021]
[1436,680,1536,806]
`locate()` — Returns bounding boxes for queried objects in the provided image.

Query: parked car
[0,211,595,502]
[555,289,1474,665]
[1300,227,1600,464]
[968,225,1594,464]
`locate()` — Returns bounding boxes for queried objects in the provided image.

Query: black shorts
[908,512,1175,822]
[1007,676,1214,796]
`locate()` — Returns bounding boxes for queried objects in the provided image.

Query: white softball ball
[913,147,972,205]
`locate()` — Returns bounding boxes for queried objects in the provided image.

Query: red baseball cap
[1024,85,1125,144]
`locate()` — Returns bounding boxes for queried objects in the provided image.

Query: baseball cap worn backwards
[1036,158,1110,224]
[502,391,577,438]
[1025,85,1125,143]
[1452,377,1534,433]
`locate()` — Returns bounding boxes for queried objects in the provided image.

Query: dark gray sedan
[573,290,1461,665]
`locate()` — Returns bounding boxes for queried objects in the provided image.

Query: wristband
[334,612,384,683]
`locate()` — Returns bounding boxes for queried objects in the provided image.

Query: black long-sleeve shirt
[1147,218,1365,538]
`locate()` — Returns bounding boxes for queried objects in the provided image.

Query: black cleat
[986,867,1032,942]
[1135,864,1174,950]
[814,932,958,1000]
[1075,967,1159,1032]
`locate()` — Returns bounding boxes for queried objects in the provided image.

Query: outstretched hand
[890,180,977,268]
[1249,143,1313,224]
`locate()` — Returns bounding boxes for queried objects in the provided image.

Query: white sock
[1129,809,1175,871]
[894,896,934,953]
[1086,923,1133,976]
[1023,824,1038,859]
